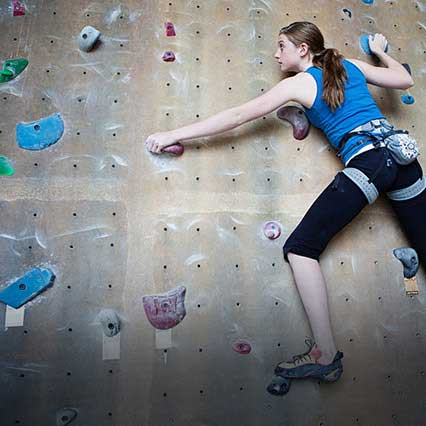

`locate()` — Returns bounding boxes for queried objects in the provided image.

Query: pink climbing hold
[143,285,186,330]
[232,340,252,355]
[165,22,176,37]
[264,221,281,240]
[12,0,25,16]
[276,105,310,140]
[163,143,184,156]
[162,51,175,62]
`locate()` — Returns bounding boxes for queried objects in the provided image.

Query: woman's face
[274,34,305,72]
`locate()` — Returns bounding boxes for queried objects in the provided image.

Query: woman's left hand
[145,131,178,154]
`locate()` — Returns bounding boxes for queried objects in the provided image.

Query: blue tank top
[303,59,385,164]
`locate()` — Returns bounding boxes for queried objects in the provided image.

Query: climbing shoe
[274,337,344,382]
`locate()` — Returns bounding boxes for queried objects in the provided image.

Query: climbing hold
[266,374,291,396]
[0,58,28,83]
[143,285,186,330]
[276,106,310,140]
[97,309,121,337]
[264,221,282,240]
[402,63,412,76]
[162,51,175,62]
[393,247,419,279]
[16,113,64,151]
[361,0,374,4]
[56,408,78,426]
[78,26,101,52]
[162,143,184,156]
[401,94,415,105]
[0,267,55,309]
[165,22,176,36]
[232,340,252,355]
[360,34,389,56]
[12,0,25,16]
[342,8,352,18]
[0,156,14,176]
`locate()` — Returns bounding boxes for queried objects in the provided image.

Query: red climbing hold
[162,51,175,62]
[165,22,176,36]
[232,340,252,355]
[163,143,184,156]
[12,0,25,16]
[143,285,186,330]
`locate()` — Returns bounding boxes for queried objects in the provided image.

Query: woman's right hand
[368,33,388,55]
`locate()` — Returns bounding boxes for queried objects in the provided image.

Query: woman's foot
[274,338,344,381]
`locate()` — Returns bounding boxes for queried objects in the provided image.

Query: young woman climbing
[145,21,424,385]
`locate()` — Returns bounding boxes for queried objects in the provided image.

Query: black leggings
[283,147,426,269]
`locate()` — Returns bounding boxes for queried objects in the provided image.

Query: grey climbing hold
[98,309,121,337]
[78,26,101,52]
[393,247,419,278]
[56,408,78,426]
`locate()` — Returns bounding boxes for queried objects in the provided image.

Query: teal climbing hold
[0,156,14,176]
[16,113,64,150]
[0,58,28,83]
[0,267,55,309]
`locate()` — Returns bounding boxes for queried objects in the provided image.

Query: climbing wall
[0,0,425,425]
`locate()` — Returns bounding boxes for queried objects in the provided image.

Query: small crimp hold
[165,22,176,36]
[78,26,101,52]
[232,340,252,354]
[162,51,175,62]
[393,247,419,278]
[163,143,184,156]
[264,221,281,240]
[13,0,25,16]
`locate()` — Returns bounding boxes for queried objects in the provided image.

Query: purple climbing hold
[162,51,175,62]
[264,221,281,240]
[12,0,25,16]
[276,106,310,140]
[165,22,176,37]
[232,340,252,355]
[143,285,186,330]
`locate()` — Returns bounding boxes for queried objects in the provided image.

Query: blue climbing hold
[360,34,388,56]
[16,113,64,150]
[0,267,55,309]
[402,63,412,76]
[401,94,415,105]
[361,0,374,4]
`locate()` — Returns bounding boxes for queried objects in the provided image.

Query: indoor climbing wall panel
[0,1,426,425]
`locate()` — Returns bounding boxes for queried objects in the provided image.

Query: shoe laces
[291,337,316,364]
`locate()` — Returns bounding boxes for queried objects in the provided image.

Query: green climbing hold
[0,58,28,83]
[0,156,14,176]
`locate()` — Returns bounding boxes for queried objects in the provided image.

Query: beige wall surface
[0,1,425,425]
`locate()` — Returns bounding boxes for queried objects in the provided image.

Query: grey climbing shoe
[274,338,344,382]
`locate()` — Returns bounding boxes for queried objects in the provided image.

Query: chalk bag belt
[386,176,426,201]
[341,167,379,204]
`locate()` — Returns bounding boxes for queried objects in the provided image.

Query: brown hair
[279,21,347,112]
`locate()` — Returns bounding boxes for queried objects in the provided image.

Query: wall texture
[0,0,426,425]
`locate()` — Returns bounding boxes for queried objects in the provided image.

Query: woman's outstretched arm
[145,75,301,153]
